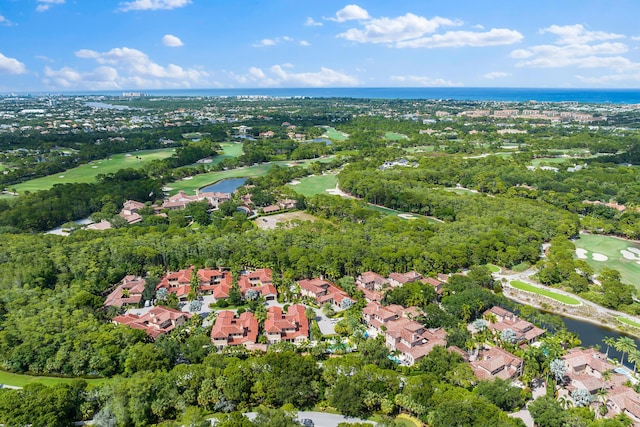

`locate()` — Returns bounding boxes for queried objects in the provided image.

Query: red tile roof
[210,311,259,346]
[113,306,192,339]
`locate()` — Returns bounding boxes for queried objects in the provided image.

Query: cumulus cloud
[230,65,359,87]
[330,6,519,48]
[162,34,184,47]
[326,4,370,22]
[396,28,523,48]
[390,75,460,86]
[0,15,14,26]
[43,46,208,89]
[483,71,510,79]
[0,53,27,74]
[252,36,304,48]
[36,0,65,12]
[511,24,640,85]
[338,13,462,44]
[305,17,323,27]
[118,0,191,12]
[541,24,624,45]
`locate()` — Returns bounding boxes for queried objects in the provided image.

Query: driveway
[235,411,373,427]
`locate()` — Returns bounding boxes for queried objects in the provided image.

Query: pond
[559,315,640,368]
[200,178,247,194]
[312,137,332,145]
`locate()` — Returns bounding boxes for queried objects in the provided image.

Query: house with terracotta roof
[238,268,277,301]
[470,346,523,381]
[356,271,389,291]
[119,200,145,224]
[157,267,232,301]
[113,306,192,339]
[362,301,405,329]
[162,190,231,211]
[264,304,309,344]
[104,275,146,307]
[383,318,448,366]
[422,277,445,296]
[483,306,545,344]
[297,278,354,310]
[388,271,423,288]
[210,311,259,350]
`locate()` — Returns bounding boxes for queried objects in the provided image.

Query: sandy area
[397,213,417,220]
[255,211,317,230]
[575,248,588,259]
[629,247,640,256]
[592,253,608,261]
[289,180,301,185]
[621,249,640,260]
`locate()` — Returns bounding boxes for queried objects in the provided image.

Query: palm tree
[601,369,613,393]
[615,336,637,367]
[595,387,609,418]
[603,336,617,359]
[628,349,640,374]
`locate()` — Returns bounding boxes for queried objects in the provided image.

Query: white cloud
[338,13,461,44]
[631,36,640,41]
[390,75,460,86]
[162,34,184,47]
[483,71,510,79]
[305,17,323,27]
[43,46,209,89]
[512,42,632,69]
[576,73,640,84]
[252,36,303,48]
[118,0,191,12]
[231,65,359,87]
[299,40,310,47]
[0,15,14,26]
[0,53,26,74]
[327,4,370,22]
[36,0,65,12]
[396,28,523,48]
[541,24,624,45]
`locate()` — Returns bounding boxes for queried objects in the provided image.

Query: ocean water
[19,87,640,104]
[67,87,640,104]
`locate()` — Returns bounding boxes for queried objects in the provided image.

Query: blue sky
[1,0,640,91]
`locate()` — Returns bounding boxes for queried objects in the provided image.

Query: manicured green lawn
[0,370,108,388]
[210,142,243,165]
[574,233,640,288]
[14,148,176,193]
[530,157,572,166]
[487,264,501,273]
[404,145,434,153]
[617,317,640,329]
[167,157,336,195]
[510,280,581,305]
[321,126,348,141]
[384,131,408,141]
[288,173,338,197]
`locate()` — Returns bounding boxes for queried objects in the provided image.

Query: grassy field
[530,157,573,166]
[321,126,348,141]
[404,145,435,153]
[288,173,338,197]
[13,148,176,193]
[487,264,501,273]
[167,157,336,195]
[384,131,408,141]
[0,370,108,388]
[210,142,243,165]
[574,234,640,287]
[617,317,640,329]
[510,280,581,305]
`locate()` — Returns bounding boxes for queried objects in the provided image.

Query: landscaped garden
[510,280,581,305]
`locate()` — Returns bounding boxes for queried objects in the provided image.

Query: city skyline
[1,0,640,91]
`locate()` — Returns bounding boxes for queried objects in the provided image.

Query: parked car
[299,419,314,427]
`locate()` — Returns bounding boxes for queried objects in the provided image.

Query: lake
[560,315,640,369]
[200,178,247,193]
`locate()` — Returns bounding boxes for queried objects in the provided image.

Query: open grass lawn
[530,157,572,166]
[210,142,243,165]
[574,233,640,288]
[288,173,338,197]
[0,370,108,388]
[167,157,336,195]
[487,264,501,273]
[321,126,348,141]
[510,280,581,305]
[384,131,408,141]
[13,148,176,194]
[365,204,441,224]
[617,317,640,329]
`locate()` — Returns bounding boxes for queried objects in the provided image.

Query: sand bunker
[92,166,98,168]
[59,175,65,178]
[628,247,640,256]
[398,213,417,220]
[289,180,301,185]
[621,249,640,261]
[575,248,588,259]
[592,253,608,261]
